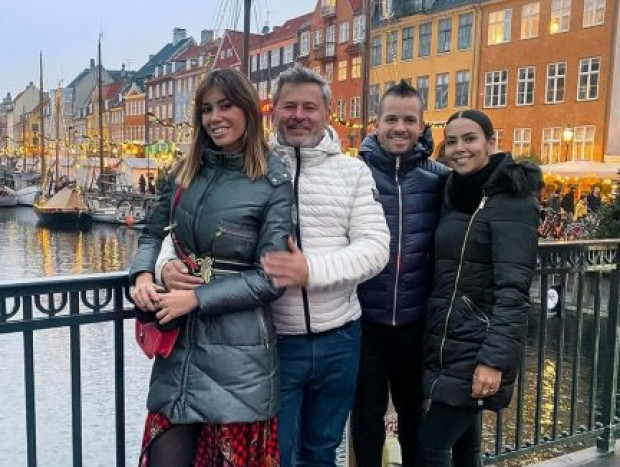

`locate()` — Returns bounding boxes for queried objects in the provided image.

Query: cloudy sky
[0,0,317,97]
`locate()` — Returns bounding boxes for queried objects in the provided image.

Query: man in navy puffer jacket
[352,79,449,466]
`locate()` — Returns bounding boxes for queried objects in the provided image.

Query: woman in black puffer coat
[418,110,541,467]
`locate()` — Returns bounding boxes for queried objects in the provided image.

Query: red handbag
[134,186,186,359]
[135,320,180,359]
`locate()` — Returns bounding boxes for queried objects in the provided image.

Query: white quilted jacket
[155,128,390,334]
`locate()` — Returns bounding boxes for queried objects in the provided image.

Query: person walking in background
[352,79,448,467]
[418,110,540,466]
[587,186,602,213]
[129,69,294,466]
[561,186,576,220]
[155,65,390,466]
[138,174,146,194]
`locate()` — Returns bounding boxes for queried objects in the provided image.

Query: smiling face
[274,82,328,148]
[444,118,496,176]
[200,86,247,153]
[376,95,424,155]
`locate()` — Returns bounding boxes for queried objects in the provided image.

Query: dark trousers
[351,321,424,467]
[417,402,483,467]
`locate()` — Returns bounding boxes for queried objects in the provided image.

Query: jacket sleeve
[305,163,390,292]
[154,234,177,285]
[477,197,539,373]
[128,179,175,284]
[194,181,294,315]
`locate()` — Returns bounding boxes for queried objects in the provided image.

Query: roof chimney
[90,58,96,69]
[173,27,187,45]
[201,29,214,44]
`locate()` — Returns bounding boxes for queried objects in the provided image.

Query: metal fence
[0,240,619,467]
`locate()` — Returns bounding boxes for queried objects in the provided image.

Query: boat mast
[97,35,105,194]
[54,86,61,189]
[360,0,372,140]
[39,51,46,180]
[242,0,251,75]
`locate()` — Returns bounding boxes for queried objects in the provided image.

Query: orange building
[299,0,365,152]
[478,0,619,163]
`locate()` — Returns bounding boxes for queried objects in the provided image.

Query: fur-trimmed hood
[484,152,542,198]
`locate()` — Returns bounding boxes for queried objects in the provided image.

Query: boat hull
[0,196,18,207]
[34,210,93,230]
[16,185,40,206]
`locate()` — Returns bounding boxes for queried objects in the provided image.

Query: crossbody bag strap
[168,185,200,271]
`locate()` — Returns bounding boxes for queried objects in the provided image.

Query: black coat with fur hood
[422,153,541,411]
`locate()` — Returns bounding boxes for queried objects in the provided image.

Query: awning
[540,160,620,178]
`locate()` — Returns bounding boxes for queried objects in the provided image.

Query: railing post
[597,267,620,452]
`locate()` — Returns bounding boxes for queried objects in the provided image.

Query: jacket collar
[201,148,245,171]
[270,126,342,170]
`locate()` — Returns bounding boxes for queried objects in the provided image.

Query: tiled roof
[102,82,123,100]
[134,37,194,82]
[258,13,313,47]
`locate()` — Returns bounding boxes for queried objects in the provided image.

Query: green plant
[593,193,620,239]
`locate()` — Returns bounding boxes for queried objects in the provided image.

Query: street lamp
[562,125,574,162]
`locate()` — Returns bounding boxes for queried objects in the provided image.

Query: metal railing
[0,240,619,466]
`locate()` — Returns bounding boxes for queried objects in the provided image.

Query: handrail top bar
[538,239,620,249]
[0,270,130,293]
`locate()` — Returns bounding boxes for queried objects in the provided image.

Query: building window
[419,22,431,57]
[495,129,505,151]
[284,44,294,63]
[251,55,258,72]
[402,27,414,60]
[435,73,449,109]
[351,57,362,79]
[314,29,323,49]
[260,52,268,70]
[353,15,365,43]
[521,3,540,39]
[258,82,268,100]
[339,21,350,43]
[386,31,398,63]
[583,0,605,27]
[337,99,346,122]
[350,96,361,119]
[458,13,473,50]
[271,48,280,67]
[550,0,571,34]
[325,63,334,83]
[338,60,348,81]
[416,76,429,110]
[455,70,470,107]
[578,57,600,100]
[484,70,508,107]
[546,62,566,103]
[513,128,531,157]
[369,84,380,116]
[573,125,595,160]
[438,18,452,53]
[326,24,336,45]
[371,36,382,66]
[488,9,512,45]
[516,66,535,105]
[542,127,562,163]
[300,32,310,56]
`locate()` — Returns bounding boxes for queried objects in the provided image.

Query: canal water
[0,206,148,467]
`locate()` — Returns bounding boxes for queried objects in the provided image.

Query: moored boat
[0,187,18,207]
[34,187,92,230]
[16,185,40,206]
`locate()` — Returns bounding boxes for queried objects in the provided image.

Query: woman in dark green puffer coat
[130,69,294,466]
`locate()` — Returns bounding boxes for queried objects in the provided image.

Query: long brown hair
[175,69,268,187]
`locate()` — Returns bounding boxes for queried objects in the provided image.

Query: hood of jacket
[359,126,434,173]
[270,126,343,170]
[484,152,542,198]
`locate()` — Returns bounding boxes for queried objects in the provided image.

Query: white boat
[0,187,18,207]
[16,185,40,206]
[90,198,148,226]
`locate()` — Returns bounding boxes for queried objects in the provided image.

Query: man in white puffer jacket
[155,65,389,465]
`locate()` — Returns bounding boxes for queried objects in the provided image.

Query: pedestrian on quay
[129,68,294,466]
[351,79,448,467]
[138,174,146,194]
[418,109,540,466]
[587,185,602,213]
[155,64,390,466]
[561,186,576,220]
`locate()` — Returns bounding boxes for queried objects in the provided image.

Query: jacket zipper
[294,147,312,334]
[462,295,490,328]
[425,195,488,411]
[215,225,256,240]
[392,156,403,326]
[256,308,269,348]
[175,312,195,412]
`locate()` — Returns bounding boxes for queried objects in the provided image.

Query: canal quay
[0,206,619,467]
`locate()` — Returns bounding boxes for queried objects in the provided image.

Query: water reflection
[0,207,149,467]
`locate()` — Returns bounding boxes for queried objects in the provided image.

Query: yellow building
[369,1,482,143]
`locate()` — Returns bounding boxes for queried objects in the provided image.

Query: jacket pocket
[461,295,490,330]
[212,221,258,261]
[450,294,490,342]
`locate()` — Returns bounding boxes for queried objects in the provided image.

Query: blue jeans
[278,319,361,467]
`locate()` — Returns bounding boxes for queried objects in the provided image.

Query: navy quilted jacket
[358,129,449,326]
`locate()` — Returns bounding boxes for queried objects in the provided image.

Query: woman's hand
[131,272,164,311]
[472,364,502,399]
[156,289,199,325]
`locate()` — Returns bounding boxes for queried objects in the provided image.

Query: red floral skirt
[140,412,279,467]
